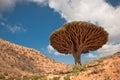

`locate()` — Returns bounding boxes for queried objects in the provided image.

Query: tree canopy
[50,21,108,65]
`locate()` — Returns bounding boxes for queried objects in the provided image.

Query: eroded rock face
[0,38,70,78]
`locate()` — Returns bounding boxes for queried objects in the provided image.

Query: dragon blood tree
[50,21,108,65]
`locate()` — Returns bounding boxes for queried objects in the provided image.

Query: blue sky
[0,0,120,65]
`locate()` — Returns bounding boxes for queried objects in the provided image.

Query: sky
[0,0,120,65]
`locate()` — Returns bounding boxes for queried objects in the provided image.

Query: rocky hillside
[0,38,70,78]
[44,52,120,80]
[70,52,120,80]
[0,38,120,80]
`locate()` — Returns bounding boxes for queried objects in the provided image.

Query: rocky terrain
[46,52,120,80]
[0,38,70,79]
[0,38,120,80]
[71,52,120,80]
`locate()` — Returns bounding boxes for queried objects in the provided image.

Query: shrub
[0,75,5,79]
[52,76,60,80]
[104,75,111,80]
[72,65,87,73]
[64,75,70,80]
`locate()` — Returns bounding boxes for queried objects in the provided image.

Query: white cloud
[87,53,98,59]
[46,0,120,56]
[29,0,48,5]
[8,24,26,33]
[0,0,120,57]
[0,0,27,34]
[98,44,120,57]
[48,0,120,44]
[47,44,54,53]
[0,22,5,26]
[0,0,17,12]
[29,0,120,56]
[47,44,66,56]
[84,52,99,61]
[0,21,26,33]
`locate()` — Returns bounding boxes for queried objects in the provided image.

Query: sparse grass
[4,78,15,80]
[0,74,5,79]
[3,72,9,76]
[92,66,99,74]
[72,65,87,73]
[22,76,29,80]
[52,76,60,80]
[90,63,101,74]
[72,65,87,76]
[97,59,104,63]
[90,64,104,75]
[29,75,47,80]
[0,75,48,80]
[104,75,111,80]
[0,77,20,80]
[64,75,70,80]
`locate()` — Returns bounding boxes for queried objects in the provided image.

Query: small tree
[50,21,108,65]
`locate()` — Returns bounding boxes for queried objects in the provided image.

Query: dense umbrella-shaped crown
[50,21,108,55]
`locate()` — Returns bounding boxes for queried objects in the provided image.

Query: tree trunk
[72,53,81,65]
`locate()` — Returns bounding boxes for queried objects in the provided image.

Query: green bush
[104,75,111,80]
[64,75,70,80]
[0,75,5,79]
[52,76,60,80]
[72,65,87,73]
[23,76,29,80]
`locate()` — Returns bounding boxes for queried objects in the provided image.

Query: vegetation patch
[30,75,47,80]
[0,74,5,79]
[104,75,111,80]
[72,65,87,73]
[64,75,70,80]
[91,66,99,74]
[52,76,60,80]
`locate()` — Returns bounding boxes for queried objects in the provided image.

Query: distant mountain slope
[0,38,70,78]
